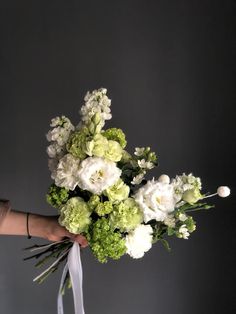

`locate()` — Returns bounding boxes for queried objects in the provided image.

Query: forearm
[0,210,48,238]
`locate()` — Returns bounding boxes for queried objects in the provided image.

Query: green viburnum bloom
[59,197,91,234]
[104,179,130,203]
[109,198,143,232]
[46,184,69,208]
[95,201,113,216]
[104,140,123,162]
[87,217,126,263]
[102,128,127,149]
[182,188,202,205]
[66,127,90,159]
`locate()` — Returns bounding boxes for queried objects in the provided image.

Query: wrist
[28,214,50,240]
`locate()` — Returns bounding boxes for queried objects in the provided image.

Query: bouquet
[24,88,230,312]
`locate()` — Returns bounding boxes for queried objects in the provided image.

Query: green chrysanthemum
[87,217,126,263]
[102,128,127,149]
[66,127,90,159]
[59,197,91,234]
[46,184,69,208]
[109,198,143,232]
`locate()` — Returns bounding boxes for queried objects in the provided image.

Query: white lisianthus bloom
[179,224,190,239]
[54,154,80,191]
[46,116,74,146]
[80,88,112,128]
[125,224,153,259]
[137,159,154,170]
[134,179,177,223]
[77,157,121,194]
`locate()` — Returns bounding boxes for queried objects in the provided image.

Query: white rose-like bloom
[134,180,177,223]
[55,154,80,190]
[125,224,153,259]
[77,157,121,194]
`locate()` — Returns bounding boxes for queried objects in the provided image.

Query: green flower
[66,128,90,159]
[109,198,143,232]
[104,179,130,203]
[46,184,69,208]
[88,195,100,211]
[90,134,108,157]
[102,128,127,149]
[104,140,123,162]
[95,201,113,216]
[59,197,91,234]
[87,217,126,263]
[182,188,202,205]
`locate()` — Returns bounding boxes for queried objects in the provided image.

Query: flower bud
[158,174,170,184]
[217,186,230,197]
[182,188,202,205]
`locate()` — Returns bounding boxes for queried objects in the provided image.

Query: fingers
[73,234,88,248]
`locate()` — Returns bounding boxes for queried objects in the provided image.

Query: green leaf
[160,239,171,252]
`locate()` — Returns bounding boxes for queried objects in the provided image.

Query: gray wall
[0,1,235,313]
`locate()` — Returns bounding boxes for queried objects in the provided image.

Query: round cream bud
[217,186,230,198]
[158,174,170,184]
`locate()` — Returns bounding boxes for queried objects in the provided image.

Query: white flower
[47,142,66,159]
[80,88,112,128]
[217,186,230,197]
[179,213,187,222]
[54,154,80,190]
[179,224,190,239]
[164,214,176,228]
[138,159,154,170]
[48,158,59,180]
[134,179,177,223]
[131,172,146,185]
[46,116,74,146]
[172,173,202,202]
[158,174,170,184]
[134,147,145,157]
[125,224,153,259]
[77,157,121,194]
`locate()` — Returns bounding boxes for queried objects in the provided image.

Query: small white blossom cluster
[80,88,112,128]
[172,173,202,198]
[46,116,75,179]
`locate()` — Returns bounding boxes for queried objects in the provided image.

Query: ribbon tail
[57,263,69,314]
[68,242,85,314]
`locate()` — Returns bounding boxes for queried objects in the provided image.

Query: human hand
[29,215,88,248]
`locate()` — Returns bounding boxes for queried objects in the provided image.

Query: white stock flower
[179,224,190,239]
[48,158,59,180]
[164,214,176,228]
[131,172,146,185]
[138,159,154,170]
[172,173,202,202]
[46,116,74,146]
[80,88,112,128]
[77,157,121,194]
[134,179,177,223]
[54,154,80,190]
[134,147,145,156]
[47,142,66,159]
[125,224,153,259]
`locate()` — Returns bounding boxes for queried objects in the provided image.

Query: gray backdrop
[0,1,235,314]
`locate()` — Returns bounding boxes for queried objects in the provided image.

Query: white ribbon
[58,242,85,314]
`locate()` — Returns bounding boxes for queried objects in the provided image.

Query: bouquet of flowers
[25,88,230,298]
